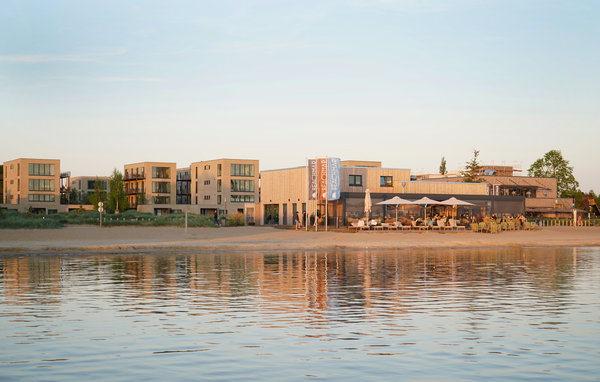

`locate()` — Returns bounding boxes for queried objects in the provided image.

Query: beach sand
[0,225,599,255]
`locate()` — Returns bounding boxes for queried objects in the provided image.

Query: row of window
[29,179,55,191]
[87,180,107,190]
[231,164,255,177]
[349,175,393,187]
[152,181,171,194]
[231,179,255,192]
[28,194,56,202]
[29,163,55,176]
[152,167,170,179]
[230,195,255,203]
[153,196,170,204]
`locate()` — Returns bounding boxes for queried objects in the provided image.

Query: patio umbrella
[439,197,475,218]
[410,197,444,220]
[377,196,413,222]
[364,189,372,222]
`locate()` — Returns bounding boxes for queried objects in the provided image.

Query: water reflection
[1,247,599,381]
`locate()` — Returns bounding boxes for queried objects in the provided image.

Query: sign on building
[307,157,340,201]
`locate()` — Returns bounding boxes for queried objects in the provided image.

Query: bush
[225,212,245,227]
[0,210,63,229]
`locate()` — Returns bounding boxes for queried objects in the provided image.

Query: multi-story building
[0,164,3,205]
[190,159,259,215]
[253,159,525,226]
[124,162,176,215]
[69,176,110,205]
[2,158,63,213]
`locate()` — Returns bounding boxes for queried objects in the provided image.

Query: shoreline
[1,225,599,255]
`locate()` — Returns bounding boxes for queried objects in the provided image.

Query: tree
[528,150,579,197]
[69,188,78,204]
[439,156,447,175]
[107,169,128,213]
[88,178,107,209]
[462,149,483,183]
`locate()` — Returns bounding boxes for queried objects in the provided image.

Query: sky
[1,0,599,192]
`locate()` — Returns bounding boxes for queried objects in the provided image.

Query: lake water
[1,247,599,381]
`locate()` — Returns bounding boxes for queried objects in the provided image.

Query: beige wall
[2,158,62,212]
[190,158,259,214]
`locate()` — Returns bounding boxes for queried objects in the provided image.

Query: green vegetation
[439,156,447,175]
[462,149,483,183]
[107,169,128,213]
[88,178,107,209]
[528,149,579,197]
[0,209,219,229]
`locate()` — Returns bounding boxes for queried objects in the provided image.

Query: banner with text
[307,159,318,200]
[307,157,340,201]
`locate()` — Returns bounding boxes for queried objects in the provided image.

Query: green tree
[88,178,107,209]
[528,150,579,197]
[462,149,483,183]
[107,169,128,213]
[69,188,78,204]
[439,156,447,175]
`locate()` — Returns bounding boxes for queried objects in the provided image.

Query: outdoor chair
[412,221,428,231]
[471,223,479,232]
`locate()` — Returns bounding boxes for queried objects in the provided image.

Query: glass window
[230,195,255,203]
[217,179,222,192]
[152,167,170,179]
[230,164,255,177]
[28,194,55,202]
[217,195,222,204]
[380,176,393,187]
[28,179,55,191]
[152,181,171,193]
[153,196,170,204]
[230,179,255,192]
[349,175,362,187]
[28,163,54,176]
[217,164,222,176]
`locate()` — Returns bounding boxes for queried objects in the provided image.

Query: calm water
[1,247,599,381]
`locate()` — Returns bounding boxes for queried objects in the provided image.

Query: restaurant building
[250,160,525,226]
[417,165,573,218]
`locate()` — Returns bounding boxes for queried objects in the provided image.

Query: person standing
[295,211,301,230]
[214,210,219,226]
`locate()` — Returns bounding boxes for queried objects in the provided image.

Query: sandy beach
[0,225,599,255]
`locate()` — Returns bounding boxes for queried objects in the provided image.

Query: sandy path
[0,225,599,255]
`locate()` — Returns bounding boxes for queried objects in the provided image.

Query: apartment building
[124,162,177,215]
[69,176,110,205]
[190,159,259,215]
[2,158,63,213]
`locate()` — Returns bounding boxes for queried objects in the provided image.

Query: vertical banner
[318,158,328,200]
[327,158,340,201]
[308,159,318,200]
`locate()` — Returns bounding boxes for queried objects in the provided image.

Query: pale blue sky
[1,0,599,191]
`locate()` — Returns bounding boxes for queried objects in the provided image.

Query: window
[29,179,55,191]
[217,195,222,204]
[217,164,222,176]
[152,167,170,179]
[217,179,222,192]
[230,164,255,177]
[153,196,170,204]
[87,180,107,190]
[28,194,55,202]
[204,180,210,185]
[230,179,254,192]
[152,181,171,193]
[380,176,393,187]
[204,165,210,170]
[203,195,211,200]
[28,163,55,176]
[349,175,362,187]
[230,195,255,203]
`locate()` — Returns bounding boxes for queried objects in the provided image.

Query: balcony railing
[124,173,145,181]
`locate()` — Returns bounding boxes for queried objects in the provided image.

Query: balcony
[125,186,145,195]
[124,172,145,181]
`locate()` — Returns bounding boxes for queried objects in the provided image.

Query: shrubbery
[0,210,220,229]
